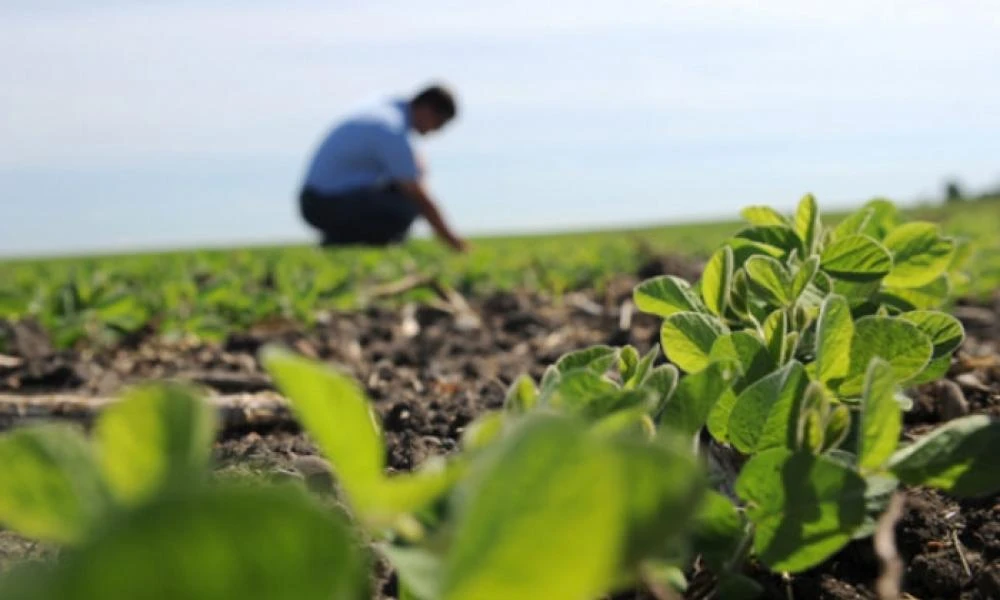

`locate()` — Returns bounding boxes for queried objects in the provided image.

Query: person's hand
[448,235,471,253]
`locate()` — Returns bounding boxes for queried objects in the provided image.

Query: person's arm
[397,180,467,252]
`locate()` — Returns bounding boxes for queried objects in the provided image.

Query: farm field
[1,195,1000,599]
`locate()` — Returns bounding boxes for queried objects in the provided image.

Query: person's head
[409,85,458,135]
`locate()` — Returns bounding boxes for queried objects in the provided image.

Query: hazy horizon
[3,1,1000,257]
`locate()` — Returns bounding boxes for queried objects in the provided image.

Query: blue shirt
[303,98,419,195]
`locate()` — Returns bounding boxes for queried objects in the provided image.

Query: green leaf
[822,404,852,454]
[691,491,744,571]
[262,347,384,498]
[380,545,443,600]
[661,312,728,373]
[882,223,955,288]
[0,425,108,544]
[709,331,774,387]
[908,355,951,386]
[443,416,623,600]
[794,193,821,254]
[641,364,680,416]
[728,361,809,454]
[840,317,933,395]
[661,361,739,437]
[619,345,640,380]
[737,448,866,573]
[898,311,964,358]
[858,359,901,472]
[814,295,853,385]
[95,383,217,506]
[612,437,704,568]
[728,268,752,318]
[16,484,370,600]
[880,276,951,311]
[820,234,892,282]
[734,225,802,256]
[790,256,820,301]
[741,205,790,227]
[744,255,792,306]
[461,411,505,451]
[555,345,618,374]
[503,374,538,414]
[590,407,656,440]
[730,238,785,266]
[623,344,659,390]
[540,368,620,414]
[701,246,734,316]
[761,310,788,364]
[888,415,1000,497]
[830,207,874,242]
[633,276,703,318]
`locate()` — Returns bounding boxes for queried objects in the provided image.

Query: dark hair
[411,85,457,121]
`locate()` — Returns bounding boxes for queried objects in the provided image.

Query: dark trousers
[299,184,420,247]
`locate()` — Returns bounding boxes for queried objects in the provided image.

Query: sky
[2,1,1000,257]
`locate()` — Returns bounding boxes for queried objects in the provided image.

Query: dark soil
[1,260,999,600]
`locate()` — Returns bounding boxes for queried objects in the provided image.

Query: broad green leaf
[14,484,370,600]
[880,276,951,311]
[691,490,744,571]
[898,311,964,358]
[741,205,789,227]
[908,355,951,386]
[503,374,538,414]
[0,425,108,544]
[888,415,1000,497]
[840,317,933,395]
[734,225,802,256]
[737,448,866,572]
[830,207,873,242]
[262,347,383,497]
[618,345,640,380]
[728,361,809,453]
[701,246,734,316]
[822,404,852,453]
[761,310,788,364]
[709,331,774,387]
[704,386,740,444]
[540,368,620,414]
[858,359,901,472]
[661,312,728,373]
[790,256,820,301]
[623,344,659,390]
[380,545,443,600]
[95,383,217,506]
[368,459,464,527]
[660,361,739,437]
[443,416,623,600]
[612,437,704,568]
[461,412,505,451]
[590,407,656,440]
[744,255,791,306]
[728,268,751,318]
[814,295,853,385]
[555,345,618,374]
[730,237,785,266]
[633,276,703,318]
[856,198,898,240]
[820,234,892,282]
[882,223,955,288]
[794,193,821,254]
[641,364,680,415]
